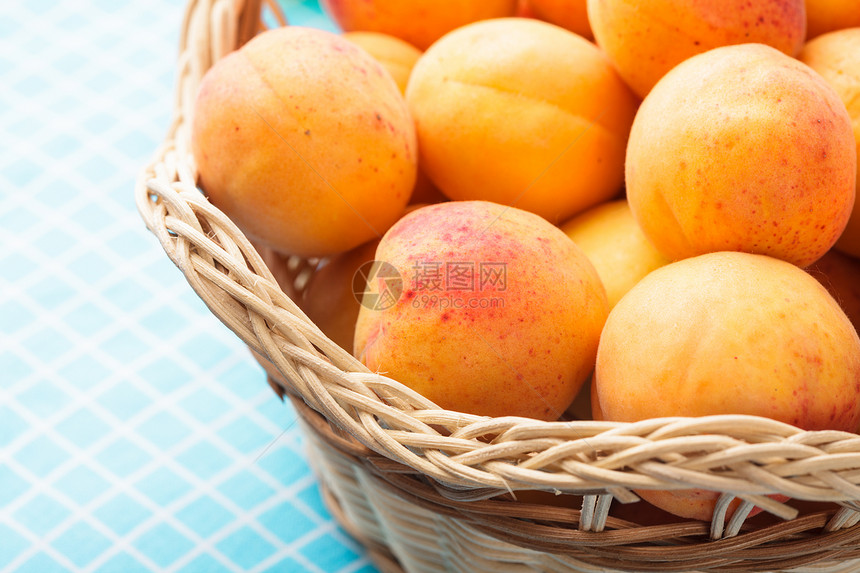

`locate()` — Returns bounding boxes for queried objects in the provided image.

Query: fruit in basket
[594,251,860,519]
[302,239,381,353]
[799,28,860,259]
[587,0,806,99]
[191,26,416,258]
[354,201,609,420]
[301,204,428,353]
[807,249,860,335]
[626,43,856,268]
[636,489,790,523]
[805,0,860,39]
[341,31,421,95]
[528,0,592,39]
[406,18,638,225]
[321,0,518,51]
[339,32,446,207]
[596,251,860,430]
[560,199,670,309]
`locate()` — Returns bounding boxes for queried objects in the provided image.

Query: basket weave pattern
[136,1,860,571]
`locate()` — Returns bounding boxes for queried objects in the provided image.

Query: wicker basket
[136,1,860,571]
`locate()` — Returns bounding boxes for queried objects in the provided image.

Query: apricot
[626,44,856,268]
[341,31,421,95]
[300,204,429,352]
[636,490,790,524]
[191,27,416,258]
[406,18,638,225]
[799,28,860,259]
[807,249,860,334]
[597,251,860,428]
[587,0,806,98]
[529,0,592,40]
[806,1,860,39]
[339,32,445,208]
[560,200,670,309]
[302,239,381,353]
[595,251,860,520]
[320,0,518,51]
[354,201,609,420]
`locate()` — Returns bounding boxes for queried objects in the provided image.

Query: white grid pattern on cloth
[0,0,374,571]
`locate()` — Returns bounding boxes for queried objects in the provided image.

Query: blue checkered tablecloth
[0,1,378,571]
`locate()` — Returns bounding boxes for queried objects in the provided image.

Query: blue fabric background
[0,1,377,571]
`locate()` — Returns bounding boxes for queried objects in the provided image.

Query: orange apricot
[354,201,608,420]
[806,1,860,39]
[595,251,860,520]
[799,28,860,259]
[560,199,670,309]
[320,0,517,51]
[529,0,593,39]
[406,18,638,225]
[587,0,806,98]
[626,44,855,268]
[191,27,416,258]
[341,31,421,95]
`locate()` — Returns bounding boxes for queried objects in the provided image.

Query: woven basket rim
[135,0,860,521]
[296,392,860,572]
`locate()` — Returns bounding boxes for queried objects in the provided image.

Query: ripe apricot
[342,31,421,95]
[406,18,638,225]
[806,1,860,39]
[321,0,517,51]
[587,0,806,98]
[595,251,860,520]
[354,201,608,420]
[799,28,860,259]
[560,200,670,309]
[191,27,416,258]
[340,32,445,207]
[529,0,593,39]
[626,44,856,268]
